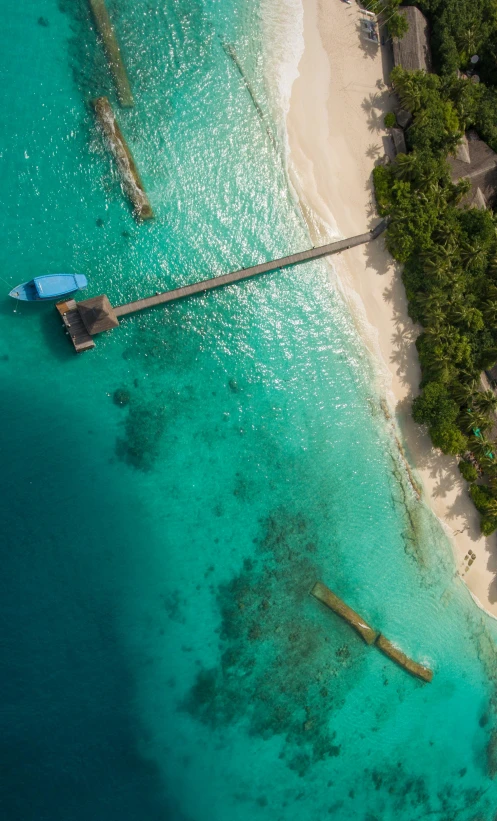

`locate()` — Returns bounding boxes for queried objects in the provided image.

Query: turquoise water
[2,1,497,819]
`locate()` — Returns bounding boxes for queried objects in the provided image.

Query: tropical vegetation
[373,64,497,534]
[368,0,410,37]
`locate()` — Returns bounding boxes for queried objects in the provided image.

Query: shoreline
[285,0,497,617]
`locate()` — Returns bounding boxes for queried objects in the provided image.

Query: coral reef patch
[183,509,365,775]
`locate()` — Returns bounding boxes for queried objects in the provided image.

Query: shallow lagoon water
[2,2,497,820]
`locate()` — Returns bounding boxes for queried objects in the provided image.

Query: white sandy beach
[286,0,497,617]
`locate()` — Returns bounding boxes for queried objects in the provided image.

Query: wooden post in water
[88,0,134,108]
[92,97,153,221]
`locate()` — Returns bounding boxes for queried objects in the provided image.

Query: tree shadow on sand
[381,278,421,391]
[395,394,497,603]
[366,142,382,160]
[362,89,391,133]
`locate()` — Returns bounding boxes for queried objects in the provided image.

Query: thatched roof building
[392,7,432,72]
[448,131,497,209]
[78,295,119,335]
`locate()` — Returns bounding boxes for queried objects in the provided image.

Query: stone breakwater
[311,582,433,683]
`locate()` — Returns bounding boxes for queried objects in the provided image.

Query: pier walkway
[58,221,387,351]
[114,221,387,318]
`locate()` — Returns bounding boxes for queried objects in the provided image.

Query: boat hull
[9,274,87,301]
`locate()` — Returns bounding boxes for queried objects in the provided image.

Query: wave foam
[259,0,304,134]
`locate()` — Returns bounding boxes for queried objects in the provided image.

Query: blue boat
[9,273,88,301]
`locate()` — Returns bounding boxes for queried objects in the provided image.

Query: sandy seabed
[286,0,497,617]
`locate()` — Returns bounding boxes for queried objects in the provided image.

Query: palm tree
[474,390,497,416]
[483,497,497,519]
[470,435,494,461]
[456,28,479,65]
[425,308,447,329]
[478,456,496,475]
[422,240,457,264]
[394,152,419,182]
[483,300,497,326]
[461,411,492,435]
[393,74,422,113]
[486,257,497,279]
[418,181,445,210]
[450,304,469,326]
[424,324,452,347]
[423,256,452,277]
[460,240,487,269]
[452,380,479,405]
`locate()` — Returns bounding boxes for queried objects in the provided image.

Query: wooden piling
[222,41,277,150]
[311,582,379,645]
[92,96,153,221]
[88,0,134,107]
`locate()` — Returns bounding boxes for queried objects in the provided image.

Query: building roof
[77,295,119,335]
[448,130,497,209]
[391,127,407,155]
[396,109,412,129]
[392,7,432,72]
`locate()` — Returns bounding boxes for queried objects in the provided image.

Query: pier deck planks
[114,222,387,317]
[56,300,96,353]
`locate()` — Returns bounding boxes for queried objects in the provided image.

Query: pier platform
[56,300,95,353]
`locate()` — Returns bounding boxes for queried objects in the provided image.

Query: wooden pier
[114,221,387,317]
[88,0,134,107]
[57,300,95,353]
[93,97,153,221]
[311,581,433,682]
[57,220,387,352]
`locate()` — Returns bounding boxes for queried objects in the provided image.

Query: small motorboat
[9,273,88,301]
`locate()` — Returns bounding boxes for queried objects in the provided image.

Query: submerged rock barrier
[92,97,153,221]
[88,0,134,107]
[375,634,433,682]
[311,581,433,682]
[311,581,379,645]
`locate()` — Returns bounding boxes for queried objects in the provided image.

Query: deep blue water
[2,2,497,819]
